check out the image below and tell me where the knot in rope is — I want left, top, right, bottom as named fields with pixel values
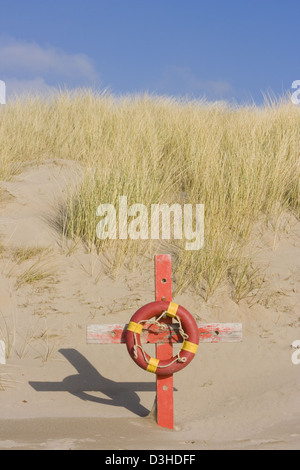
left=131, top=310, right=189, bottom=369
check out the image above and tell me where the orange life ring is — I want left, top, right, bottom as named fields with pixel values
left=125, top=300, right=199, bottom=375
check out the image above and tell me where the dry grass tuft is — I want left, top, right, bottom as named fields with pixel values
left=12, top=246, right=51, bottom=264
left=15, top=257, right=56, bottom=289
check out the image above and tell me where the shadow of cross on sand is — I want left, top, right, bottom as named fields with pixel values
left=29, top=348, right=166, bottom=417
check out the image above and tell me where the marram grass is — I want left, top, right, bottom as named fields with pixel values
left=0, top=90, right=299, bottom=301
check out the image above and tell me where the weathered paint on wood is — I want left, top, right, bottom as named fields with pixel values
left=87, top=322, right=242, bottom=344
left=154, top=254, right=174, bottom=429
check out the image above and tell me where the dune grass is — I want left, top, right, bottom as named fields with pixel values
left=12, top=246, right=50, bottom=264
left=0, top=90, right=299, bottom=301
left=15, top=258, right=55, bottom=289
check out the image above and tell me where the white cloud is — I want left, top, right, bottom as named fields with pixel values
left=0, top=37, right=98, bottom=81
left=0, top=37, right=100, bottom=98
left=6, top=77, right=58, bottom=98
left=157, top=66, right=233, bottom=99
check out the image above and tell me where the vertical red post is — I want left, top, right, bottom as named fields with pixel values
left=155, top=254, right=174, bottom=429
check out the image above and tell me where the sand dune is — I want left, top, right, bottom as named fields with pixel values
left=0, top=161, right=299, bottom=450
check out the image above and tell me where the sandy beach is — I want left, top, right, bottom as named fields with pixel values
left=0, top=160, right=300, bottom=450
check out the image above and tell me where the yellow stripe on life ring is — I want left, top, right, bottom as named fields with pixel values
left=166, top=302, right=179, bottom=318
left=146, top=357, right=159, bottom=373
left=127, top=321, right=143, bottom=334
left=181, top=340, right=198, bottom=354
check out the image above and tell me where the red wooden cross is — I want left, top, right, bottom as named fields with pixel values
left=87, top=254, right=242, bottom=429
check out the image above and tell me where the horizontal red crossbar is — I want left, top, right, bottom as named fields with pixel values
left=87, top=322, right=242, bottom=344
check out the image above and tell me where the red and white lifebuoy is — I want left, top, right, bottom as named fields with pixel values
left=125, top=301, right=199, bottom=375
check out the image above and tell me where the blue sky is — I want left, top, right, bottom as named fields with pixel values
left=0, top=0, right=299, bottom=104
